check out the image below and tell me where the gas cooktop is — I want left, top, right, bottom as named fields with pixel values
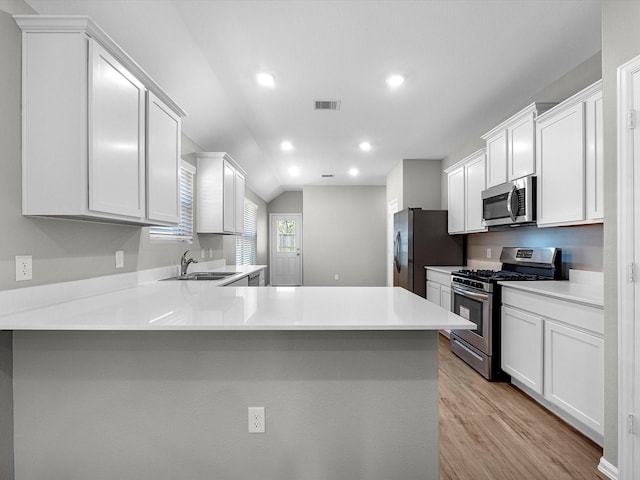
left=453, top=269, right=548, bottom=282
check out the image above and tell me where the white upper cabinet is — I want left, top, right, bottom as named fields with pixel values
left=89, top=41, right=146, bottom=219
left=146, top=92, right=182, bottom=225
left=196, top=152, right=246, bottom=235
left=482, top=103, right=556, bottom=188
left=445, top=149, right=486, bottom=234
left=485, top=130, right=508, bottom=188
left=15, top=15, right=186, bottom=226
left=536, top=81, right=603, bottom=227
left=446, top=166, right=465, bottom=234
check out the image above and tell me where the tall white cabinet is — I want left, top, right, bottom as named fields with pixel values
left=445, top=149, right=486, bottom=234
left=482, top=103, right=556, bottom=188
left=196, top=153, right=246, bottom=235
left=536, top=81, right=603, bottom=227
left=15, top=15, right=186, bottom=226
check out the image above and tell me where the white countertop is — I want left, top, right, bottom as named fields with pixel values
left=498, top=280, right=604, bottom=308
left=0, top=284, right=475, bottom=331
left=424, top=266, right=464, bottom=274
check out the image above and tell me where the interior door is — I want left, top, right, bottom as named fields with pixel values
left=618, top=54, right=640, bottom=480
left=270, top=213, right=302, bottom=286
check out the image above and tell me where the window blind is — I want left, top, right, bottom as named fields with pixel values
left=236, top=199, right=258, bottom=265
left=149, top=162, right=195, bottom=242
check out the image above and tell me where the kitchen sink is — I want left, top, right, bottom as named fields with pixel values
left=163, top=272, right=236, bottom=281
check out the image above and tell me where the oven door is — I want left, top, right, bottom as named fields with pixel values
left=451, top=283, right=492, bottom=355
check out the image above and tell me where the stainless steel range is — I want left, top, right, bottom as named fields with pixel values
left=450, top=247, right=562, bottom=380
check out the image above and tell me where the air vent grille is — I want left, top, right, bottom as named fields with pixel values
left=314, top=100, right=341, bottom=110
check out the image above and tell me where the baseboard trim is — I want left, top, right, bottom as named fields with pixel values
left=598, top=456, right=618, bottom=480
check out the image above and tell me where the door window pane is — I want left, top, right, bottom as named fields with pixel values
left=277, top=220, right=296, bottom=252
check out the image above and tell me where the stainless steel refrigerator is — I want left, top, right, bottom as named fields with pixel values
left=393, top=208, right=464, bottom=297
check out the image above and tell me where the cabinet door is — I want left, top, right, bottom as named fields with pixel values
left=486, top=130, right=508, bottom=188
left=447, top=167, right=465, bottom=234
left=426, top=281, right=441, bottom=305
left=585, top=90, right=603, bottom=222
left=501, top=306, right=543, bottom=394
left=235, top=170, right=245, bottom=234
left=464, top=153, right=487, bottom=232
left=89, top=41, right=145, bottom=218
left=440, top=285, right=452, bottom=312
left=508, top=113, right=536, bottom=180
left=536, top=103, right=586, bottom=226
left=146, top=92, right=180, bottom=224
left=223, top=160, right=236, bottom=233
left=544, top=320, right=603, bottom=435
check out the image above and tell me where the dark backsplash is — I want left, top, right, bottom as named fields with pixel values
left=466, top=224, right=603, bottom=279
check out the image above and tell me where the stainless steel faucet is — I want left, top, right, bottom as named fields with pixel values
left=180, top=250, right=198, bottom=276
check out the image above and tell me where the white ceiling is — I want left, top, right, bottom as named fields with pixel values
left=24, top=0, right=602, bottom=202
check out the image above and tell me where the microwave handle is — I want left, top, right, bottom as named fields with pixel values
left=506, top=186, right=517, bottom=222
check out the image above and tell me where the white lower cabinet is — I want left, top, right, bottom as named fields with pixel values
left=425, top=268, right=453, bottom=310
left=501, top=306, right=543, bottom=394
left=544, top=320, right=604, bottom=434
left=501, top=286, right=603, bottom=443
left=440, top=285, right=452, bottom=312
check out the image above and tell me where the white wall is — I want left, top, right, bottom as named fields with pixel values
left=303, top=186, right=386, bottom=286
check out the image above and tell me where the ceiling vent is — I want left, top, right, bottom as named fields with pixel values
left=314, top=100, right=340, bottom=111
left=321, top=174, right=335, bottom=178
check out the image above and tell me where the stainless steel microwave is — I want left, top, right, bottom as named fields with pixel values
left=481, top=176, right=536, bottom=227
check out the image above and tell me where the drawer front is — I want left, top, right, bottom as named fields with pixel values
left=502, top=288, right=603, bottom=335
left=425, top=269, right=452, bottom=286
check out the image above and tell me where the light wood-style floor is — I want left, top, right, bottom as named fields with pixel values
left=438, top=333, right=608, bottom=480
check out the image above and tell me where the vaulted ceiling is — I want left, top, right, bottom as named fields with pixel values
left=25, top=0, right=602, bottom=202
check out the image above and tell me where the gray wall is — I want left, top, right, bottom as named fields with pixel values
left=13, top=330, right=439, bottom=480
left=268, top=191, right=303, bottom=214
left=303, top=186, right=386, bottom=286
left=0, top=4, right=267, bottom=293
left=602, top=0, right=640, bottom=467
left=386, top=159, right=442, bottom=211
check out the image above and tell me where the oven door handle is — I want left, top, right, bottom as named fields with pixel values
left=452, top=284, right=490, bottom=302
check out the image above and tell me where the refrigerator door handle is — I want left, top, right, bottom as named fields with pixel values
left=394, top=231, right=401, bottom=272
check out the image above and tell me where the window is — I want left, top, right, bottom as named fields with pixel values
left=236, top=199, right=258, bottom=265
left=149, top=160, right=195, bottom=242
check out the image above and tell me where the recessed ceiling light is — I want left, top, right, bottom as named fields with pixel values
left=280, top=141, right=293, bottom=151
left=386, top=74, right=405, bottom=88
left=289, top=166, right=300, bottom=177
left=359, top=141, right=372, bottom=152
left=256, top=72, right=275, bottom=87
left=349, top=168, right=359, bottom=176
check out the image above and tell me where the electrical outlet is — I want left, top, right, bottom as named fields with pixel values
left=115, top=250, right=124, bottom=269
left=200, top=249, right=206, bottom=259
left=248, top=407, right=265, bottom=434
left=208, top=248, right=213, bottom=258
left=15, top=255, right=32, bottom=281
left=334, top=274, right=339, bottom=280
left=486, top=248, right=492, bottom=259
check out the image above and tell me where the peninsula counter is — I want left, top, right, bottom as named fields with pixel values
left=0, top=284, right=473, bottom=480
